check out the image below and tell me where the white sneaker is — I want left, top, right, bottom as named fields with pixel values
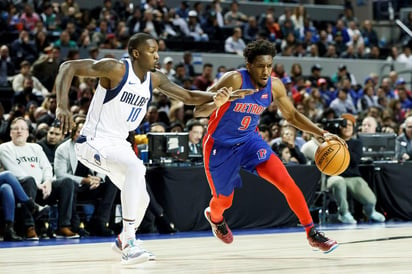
left=338, top=212, right=357, bottom=224
left=121, top=239, right=150, bottom=265
left=112, top=235, right=156, bottom=261
left=369, top=211, right=385, bottom=222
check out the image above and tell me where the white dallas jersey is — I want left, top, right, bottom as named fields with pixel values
left=81, top=58, right=152, bottom=140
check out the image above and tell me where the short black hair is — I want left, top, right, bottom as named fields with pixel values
left=127, top=33, right=155, bottom=59
left=243, top=40, right=276, bottom=64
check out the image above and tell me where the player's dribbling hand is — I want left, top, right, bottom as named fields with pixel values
left=322, top=131, right=347, bottom=148
left=56, top=106, right=73, bottom=135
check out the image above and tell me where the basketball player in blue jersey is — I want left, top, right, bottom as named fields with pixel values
left=54, top=32, right=253, bottom=265
left=195, top=39, right=345, bottom=253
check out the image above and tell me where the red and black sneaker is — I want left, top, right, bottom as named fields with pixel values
left=204, top=207, right=233, bottom=244
left=307, top=227, right=339, bottom=253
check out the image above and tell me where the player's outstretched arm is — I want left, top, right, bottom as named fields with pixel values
left=55, top=58, right=123, bottom=134
left=193, top=71, right=253, bottom=117
left=152, top=71, right=217, bottom=105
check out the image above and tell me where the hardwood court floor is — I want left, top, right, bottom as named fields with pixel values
left=1, top=223, right=411, bottom=274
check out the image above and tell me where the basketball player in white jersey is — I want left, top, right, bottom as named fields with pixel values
left=55, top=32, right=253, bottom=265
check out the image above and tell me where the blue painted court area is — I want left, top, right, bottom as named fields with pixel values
left=1, top=221, right=411, bottom=249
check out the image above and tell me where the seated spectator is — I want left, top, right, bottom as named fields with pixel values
left=186, top=10, right=209, bottom=41
left=223, top=1, right=248, bottom=26
left=0, top=171, right=40, bottom=241
left=271, top=125, right=307, bottom=164
left=31, top=46, right=60, bottom=92
left=12, top=60, right=49, bottom=98
left=272, top=143, right=299, bottom=165
left=36, top=120, right=64, bottom=167
left=160, top=56, right=175, bottom=81
left=14, top=76, right=43, bottom=107
left=36, top=94, right=57, bottom=126
left=258, top=124, right=272, bottom=144
left=169, top=121, right=184, bottom=132
left=359, top=116, right=379, bottom=133
left=243, top=16, right=259, bottom=43
left=329, top=88, right=357, bottom=116
left=0, top=45, right=16, bottom=88
left=271, top=123, right=306, bottom=150
left=193, top=63, right=213, bottom=91
left=396, top=116, right=412, bottom=161
left=0, top=117, right=79, bottom=239
left=224, top=27, right=246, bottom=56
left=327, top=113, right=385, bottom=224
left=54, top=122, right=118, bottom=236
left=10, top=30, right=38, bottom=65
left=357, top=84, right=379, bottom=113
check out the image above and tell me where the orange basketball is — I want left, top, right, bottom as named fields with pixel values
left=315, top=139, right=350, bottom=176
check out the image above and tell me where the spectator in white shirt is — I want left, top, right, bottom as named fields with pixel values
left=224, top=27, right=246, bottom=55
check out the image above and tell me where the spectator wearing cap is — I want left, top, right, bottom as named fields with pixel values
left=329, top=88, right=357, bottom=116
left=318, top=78, right=338, bottom=107
left=12, top=60, right=49, bottom=98
left=186, top=10, right=209, bottom=41
left=397, top=87, right=412, bottom=111
left=395, top=78, right=412, bottom=98
left=331, top=64, right=357, bottom=87
left=160, top=57, right=176, bottom=81
left=308, top=63, right=322, bottom=87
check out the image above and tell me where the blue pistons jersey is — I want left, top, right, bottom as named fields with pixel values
left=203, top=69, right=274, bottom=196
left=207, top=69, right=272, bottom=145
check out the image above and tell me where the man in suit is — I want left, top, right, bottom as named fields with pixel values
left=54, top=121, right=118, bottom=236
left=186, top=119, right=204, bottom=158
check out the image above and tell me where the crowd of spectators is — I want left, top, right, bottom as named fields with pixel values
left=1, top=0, right=412, bottom=238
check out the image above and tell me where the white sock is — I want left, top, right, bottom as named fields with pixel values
left=122, top=220, right=136, bottom=248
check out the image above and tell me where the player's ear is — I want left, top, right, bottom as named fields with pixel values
left=132, top=49, right=139, bottom=59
